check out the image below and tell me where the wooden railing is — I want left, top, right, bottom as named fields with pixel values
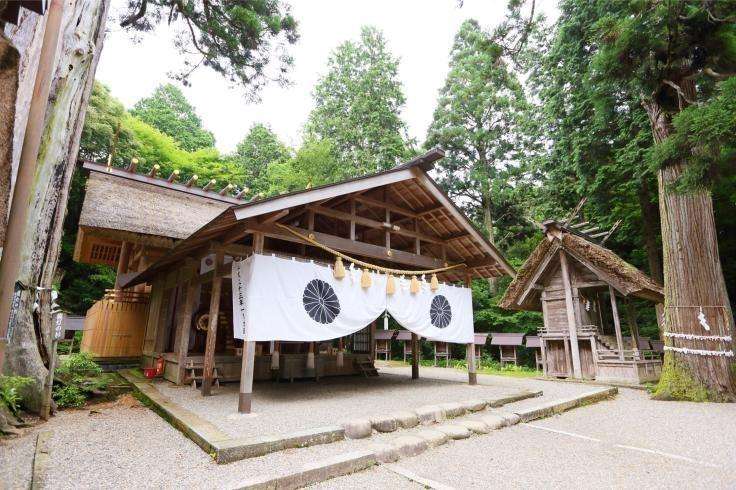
left=539, top=324, right=600, bottom=336
left=596, top=349, right=660, bottom=362
left=80, top=290, right=150, bottom=359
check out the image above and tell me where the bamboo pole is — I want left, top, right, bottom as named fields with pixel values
left=0, top=0, right=65, bottom=368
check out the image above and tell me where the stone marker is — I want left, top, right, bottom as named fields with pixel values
left=461, top=399, right=488, bottom=412
left=415, top=405, right=444, bottom=425
left=343, top=419, right=372, bottom=439
left=370, top=415, right=399, bottom=433
left=438, top=402, right=466, bottom=418
left=456, top=420, right=489, bottom=434
left=413, top=428, right=449, bottom=447
left=392, top=410, right=420, bottom=429
left=435, top=424, right=471, bottom=440
left=479, top=414, right=506, bottom=430
left=390, top=435, right=429, bottom=458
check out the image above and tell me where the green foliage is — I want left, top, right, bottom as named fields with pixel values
left=56, top=352, right=102, bottom=378
left=0, top=376, right=35, bottom=415
left=53, top=353, right=108, bottom=409
left=426, top=19, right=533, bottom=250
left=306, top=26, right=413, bottom=176
left=119, top=1, right=298, bottom=98
left=131, top=84, right=215, bottom=151
left=653, top=355, right=709, bottom=402
left=234, top=123, right=290, bottom=195
left=265, top=137, right=340, bottom=194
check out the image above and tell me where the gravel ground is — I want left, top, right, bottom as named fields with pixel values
left=333, top=387, right=736, bottom=489
left=152, top=368, right=537, bottom=438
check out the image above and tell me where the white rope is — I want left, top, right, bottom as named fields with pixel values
left=664, top=345, right=734, bottom=357
left=664, top=332, right=732, bottom=342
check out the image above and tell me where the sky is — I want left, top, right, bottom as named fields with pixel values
left=96, top=0, right=558, bottom=153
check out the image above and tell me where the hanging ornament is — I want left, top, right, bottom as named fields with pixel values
left=410, top=275, right=421, bottom=294
left=698, top=306, right=711, bottom=331
left=386, top=273, right=396, bottom=295
left=430, top=273, right=439, bottom=292
left=271, top=348, right=280, bottom=370
left=333, top=256, right=346, bottom=279
left=383, top=310, right=389, bottom=330
left=361, top=268, right=372, bottom=288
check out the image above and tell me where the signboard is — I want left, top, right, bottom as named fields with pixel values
left=4, top=282, right=23, bottom=342
left=54, top=312, right=64, bottom=341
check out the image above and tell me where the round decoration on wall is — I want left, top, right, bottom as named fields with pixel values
left=430, top=295, right=452, bottom=328
left=302, top=279, right=341, bottom=324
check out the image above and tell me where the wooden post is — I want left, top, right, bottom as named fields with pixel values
left=609, top=285, right=625, bottom=361
left=626, top=298, right=641, bottom=359
left=559, top=251, right=582, bottom=378
left=349, top=200, right=356, bottom=241
left=201, top=249, right=224, bottom=396
left=465, top=274, right=477, bottom=385
left=563, top=337, right=572, bottom=376
left=114, top=241, right=131, bottom=290
left=238, top=232, right=263, bottom=413
left=370, top=320, right=377, bottom=360
left=175, top=280, right=198, bottom=385
left=411, top=332, right=419, bottom=379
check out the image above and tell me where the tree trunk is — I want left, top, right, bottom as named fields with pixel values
left=2, top=0, right=111, bottom=412
left=482, top=192, right=496, bottom=294
left=637, top=177, right=665, bottom=332
left=643, top=97, right=736, bottom=400
left=0, top=35, right=20, bottom=249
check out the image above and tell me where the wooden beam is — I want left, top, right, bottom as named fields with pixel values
left=114, top=241, right=131, bottom=290
left=609, top=285, right=625, bottom=361
left=353, top=194, right=418, bottom=218
left=559, top=251, right=582, bottom=378
left=238, top=232, right=262, bottom=413
left=175, top=278, right=198, bottom=385
left=349, top=199, right=356, bottom=240
left=259, top=209, right=289, bottom=224
left=201, top=249, right=224, bottom=396
left=248, top=223, right=447, bottom=270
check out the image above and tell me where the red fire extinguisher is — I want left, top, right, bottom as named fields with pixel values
left=155, top=356, right=165, bottom=376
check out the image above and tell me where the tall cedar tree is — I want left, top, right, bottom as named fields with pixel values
left=119, top=0, right=298, bottom=99
left=306, top=26, right=412, bottom=176
left=591, top=1, right=736, bottom=399
left=531, top=1, right=664, bottom=289
left=234, top=123, right=290, bottom=195
left=427, top=20, right=529, bottom=292
left=131, top=84, right=215, bottom=151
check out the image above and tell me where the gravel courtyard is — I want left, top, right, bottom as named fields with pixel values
left=150, top=365, right=589, bottom=438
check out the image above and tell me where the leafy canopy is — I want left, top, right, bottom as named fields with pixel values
left=233, top=123, right=290, bottom=195
left=306, top=26, right=413, bottom=177
left=119, top=0, right=298, bottom=98
left=131, top=84, right=215, bottom=151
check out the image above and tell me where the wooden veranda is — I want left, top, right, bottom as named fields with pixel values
left=122, top=149, right=516, bottom=413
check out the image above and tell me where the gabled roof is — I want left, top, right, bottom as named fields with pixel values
left=123, top=149, right=516, bottom=287
left=500, top=222, right=664, bottom=311
left=490, top=332, right=525, bottom=346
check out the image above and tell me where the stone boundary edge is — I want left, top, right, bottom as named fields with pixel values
left=119, top=370, right=345, bottom=464
left=232, top=386, right=618, bottom=489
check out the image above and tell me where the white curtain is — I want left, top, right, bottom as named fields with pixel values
left=232, top=254, right=474, bottom=344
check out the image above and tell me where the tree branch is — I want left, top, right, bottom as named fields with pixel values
left=120, top=0, right=148, bottom=28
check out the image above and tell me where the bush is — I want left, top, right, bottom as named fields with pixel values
left=53, top=353, right=108, bottom=408
left=0, top=376, right=35, bottom=415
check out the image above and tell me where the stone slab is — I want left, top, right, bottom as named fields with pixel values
left=390, top=435, right=429, bottom=458
left=435, top=424, right=471, bottom=440
left=392, top=410, right=420, bottom=429
left=343, top=418, right=372, bottom=439
left=413, top=428, right=449, bottom=448
left=456, top=420, right=489, bottom=434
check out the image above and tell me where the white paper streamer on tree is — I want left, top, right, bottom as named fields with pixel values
left=664, top=345, right=734, bottom=357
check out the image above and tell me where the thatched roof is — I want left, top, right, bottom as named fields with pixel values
left=79, top=170, right=231, bottom=240
left=500, top=224, right=663, bottom=311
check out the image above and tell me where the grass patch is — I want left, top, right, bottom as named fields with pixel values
left=402, top=357, right=540, bottom=378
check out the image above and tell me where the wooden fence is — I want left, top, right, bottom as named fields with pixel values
left=80, top=290, right=150, bottom=359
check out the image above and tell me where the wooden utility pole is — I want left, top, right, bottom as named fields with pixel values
left=201, top=249, right=224, bottom=396
left=0, top=0, right=64, bottom=370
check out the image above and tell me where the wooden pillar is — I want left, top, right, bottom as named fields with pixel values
left=175, top=280, right=198, bottom=385
left=411, top=332, right=419, bottom=379
left=626, top=298, right=641, bottom=359
left=370, top=320, right=377, bottom=360
left=563, top=336, right=572, bottom=376
left=609, top=285, right=625, bottom=361
left=559, top=251, right=582, bottom=378
left=540, top=339, right=548, bottom=374
left=201, top=249, right=225, bottom=396
left=465, top=274, right=477, bottom=385
left=467, top=342, right=477, bottom=385
left=114, top=241, right=131, bottom=290
left=239, top=232, right=263, bottom=413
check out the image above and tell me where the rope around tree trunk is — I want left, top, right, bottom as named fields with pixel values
left=274, top=223, right=466, bottom=276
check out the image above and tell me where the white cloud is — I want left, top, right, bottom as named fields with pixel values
left=96, top=0, right=557, bottom=153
